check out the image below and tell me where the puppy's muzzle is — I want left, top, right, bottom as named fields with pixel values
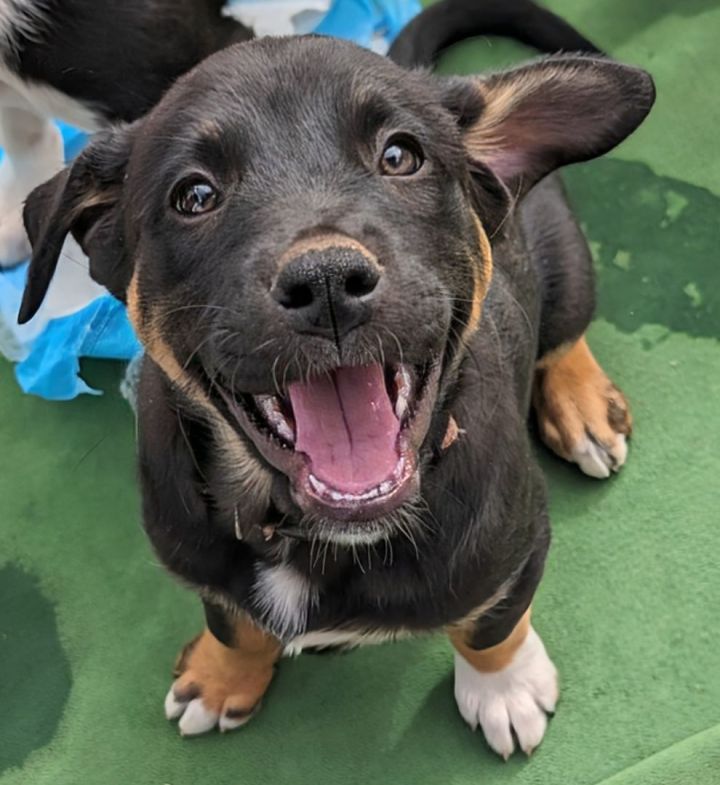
left=271, top=246, right=381, bottom=339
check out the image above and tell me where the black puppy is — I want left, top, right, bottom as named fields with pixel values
left=18, top=1, right=654, bottom=759
left=0, top=0, right=251, bottom=265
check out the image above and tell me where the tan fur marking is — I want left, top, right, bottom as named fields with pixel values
left=127, top=272, right=273, bottom=505
left=446, top=578, right=515, bottom=632
left=533, top=335, right=632, bottom=462
left=172, top=617, right=282, bottom=717
left=278, top=232, right=380, bottom=270
left=461, top=216, right=493, bottom=344
left=441, top=415, right=461, bottom=450
left=449, top=609, right=531, bottom=673
left=465, top=64, right=588, bottom=159
left=128, top=274, right=205, bottom=395
left=535, top=340, right=573, bottom=371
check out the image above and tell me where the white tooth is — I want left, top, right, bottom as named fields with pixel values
left=379, top=481, right=392, bottom=495
left=309, top=475, right=328, bottom=495
left=272, top=414, right=296, bottom=444
left=395, top=392, right=408, bottom=420
left=330, top=490, right=344, bottom=502
left=393, top=366, right=413, bottom=420
left=255, top=395, right=295, bottom=444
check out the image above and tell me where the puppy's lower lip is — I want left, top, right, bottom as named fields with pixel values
left=306, top=454, right=409, bottom=504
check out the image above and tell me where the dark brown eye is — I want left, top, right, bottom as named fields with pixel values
left=379, top=136, right=424, bottom=176
left=172, top=177, right=219, bottom=216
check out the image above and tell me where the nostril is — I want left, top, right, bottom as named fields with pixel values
left=279, top=282, right=314, bottom=310
left=345, top=270, right=379, bottom=299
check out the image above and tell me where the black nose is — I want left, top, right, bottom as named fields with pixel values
left=271, top=247, right=381, bottom=338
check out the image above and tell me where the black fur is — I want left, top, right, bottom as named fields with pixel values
left=6, top=0, right=252, bottom=123
left=388, top=0, right=603, bottom=68
left=19, top=6, right=654, bottom=652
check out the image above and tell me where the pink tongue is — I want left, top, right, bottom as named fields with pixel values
left=289, top=364, right=400, bottom=494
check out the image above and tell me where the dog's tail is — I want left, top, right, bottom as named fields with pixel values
left=388, top=0, right=602, bottom=68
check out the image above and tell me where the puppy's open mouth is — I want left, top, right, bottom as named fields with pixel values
left=220, top=362, right=440, bottom=521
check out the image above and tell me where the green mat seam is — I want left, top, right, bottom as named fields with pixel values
left=592, top=724, right=720, bottom=785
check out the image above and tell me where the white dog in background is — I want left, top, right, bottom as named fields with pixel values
left=0, top=0, right=253, bottom=268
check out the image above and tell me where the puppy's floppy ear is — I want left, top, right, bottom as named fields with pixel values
left=18, top=123, right=138, bottom=324
left=441, top=56, right=655, bottom=199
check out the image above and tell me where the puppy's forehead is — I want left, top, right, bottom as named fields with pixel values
left=147, top=36, right=434, bottom=138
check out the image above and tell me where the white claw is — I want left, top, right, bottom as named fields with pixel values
left=219, top=711, right=254, bottom=733
left=178, top=698, right=219, bottom=736
left=164, top=687, right=188, bottom=720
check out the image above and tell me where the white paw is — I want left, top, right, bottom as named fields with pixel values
left=572, top=432, right=627, bottom=479
left=164, top=681, right=257, bottom=736
left=454, top=627, right=558, bottom=759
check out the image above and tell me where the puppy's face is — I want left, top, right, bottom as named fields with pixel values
left=125, top=40, right=490, bottom=526
left=21, top=38, right=654, bottom=538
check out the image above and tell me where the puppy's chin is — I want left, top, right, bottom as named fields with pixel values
left=298, top=507, right=421, bottom=546
left=212, top=360, right=441, bottom=532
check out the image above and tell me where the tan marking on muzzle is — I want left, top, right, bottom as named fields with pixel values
left=278, top=232, right=380, bottom=272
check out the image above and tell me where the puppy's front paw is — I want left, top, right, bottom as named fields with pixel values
left=454, top=627, right=558, bottom=759
left=164, top=628, right=277, bottom=736
left=534, top=337, right=632, bottom=478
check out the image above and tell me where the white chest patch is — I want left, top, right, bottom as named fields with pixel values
left=284, top=626, right=413, bottom=656
left=252, top=563, right=318, bottom=641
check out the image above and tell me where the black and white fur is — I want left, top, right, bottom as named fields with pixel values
left=0, top=0, right=251, bottom=266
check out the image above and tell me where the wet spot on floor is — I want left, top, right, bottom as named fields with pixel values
left=564, top=159, right=719, bottom=341
left=0, top=564, right=71, bottom=774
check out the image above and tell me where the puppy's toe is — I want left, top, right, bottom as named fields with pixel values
left=572, top=432, right=627, bottom=479
left=219, top=701, right=261, bottom=733
left=534, top=338, right=632, bottom=479
left=164, top=685, right=191, bottom=720
left=454, top=628, right=558, bottom=760
left=164, top=628, right=278, bottom=738
left=178, top=697, right=220, bottom=736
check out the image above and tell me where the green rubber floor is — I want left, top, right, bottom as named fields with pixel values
left=1, top=2, right=718, bottom=783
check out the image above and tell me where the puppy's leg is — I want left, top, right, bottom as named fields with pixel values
left=524, top=175, right=631, bottom=477
left=0, top=96, right=63, bottom=266
left=449, top=609, right=558, bottom=759
left=165, top=604, right=282, bottom=736
left=534, top=336, right=632, bottom=478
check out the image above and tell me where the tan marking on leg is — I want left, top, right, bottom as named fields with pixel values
left=449, top=609, right=531, bottom=673
left=533, top=335, right=632, bottom=477
left=278, top=232, right=380, bottom=271
left=446, top=578, right=515, bottom=632
left=172, top=616, right=282, bottom=721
